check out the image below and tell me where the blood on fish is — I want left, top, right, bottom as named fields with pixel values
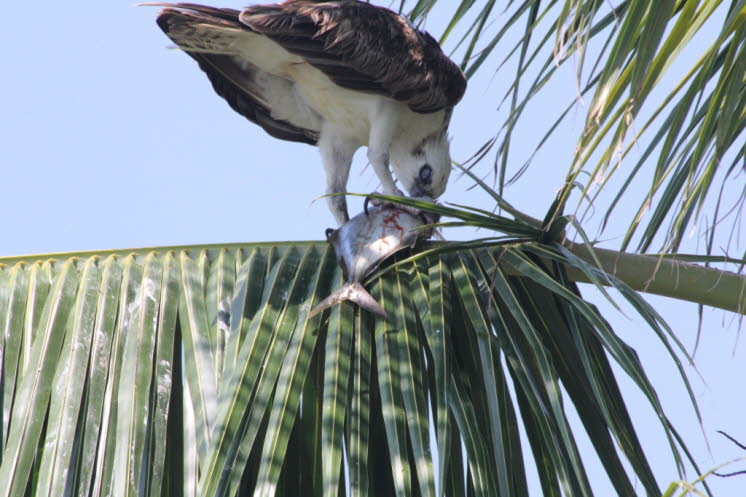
left=382, top=210, right=405, bottom=240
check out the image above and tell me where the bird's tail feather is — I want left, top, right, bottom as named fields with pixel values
left=309, top=282, right=387, bottom=320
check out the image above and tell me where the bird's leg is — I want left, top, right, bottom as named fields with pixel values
left=367, top=148, right=402, bottom=198
left=366, top=106, right=405, bottom=209
left=319, top=129, right=358, bottom=226
left=367, top=103, right=403, bottom=198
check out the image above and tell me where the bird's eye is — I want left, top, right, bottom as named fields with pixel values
left=419, top=164, right=432, bottom=183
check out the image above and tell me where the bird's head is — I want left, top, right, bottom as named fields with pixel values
left=391, top=130, right=451, bottom=200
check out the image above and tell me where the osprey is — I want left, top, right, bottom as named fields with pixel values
left=152, top=1, right=467, bottom=225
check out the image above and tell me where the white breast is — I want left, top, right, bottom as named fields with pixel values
left=287, top=64, right=378, bottom=143
left=236, top=32, right=444, bottom=146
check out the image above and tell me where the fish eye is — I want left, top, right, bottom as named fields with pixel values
left=419, top=164, right=432, bottom=183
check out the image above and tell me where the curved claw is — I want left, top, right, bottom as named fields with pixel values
left=363, top=196, right=372, bottom=216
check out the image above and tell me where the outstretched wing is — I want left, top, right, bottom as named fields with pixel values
left=240, top=1, right=467, bottom=114
left=155, top=4, right=320, bottom=145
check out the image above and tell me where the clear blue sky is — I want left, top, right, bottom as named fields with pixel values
left=1, top=1, right=743, bottom=495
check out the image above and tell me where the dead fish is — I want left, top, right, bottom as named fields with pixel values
left=310, top=204, right=433, bottom=319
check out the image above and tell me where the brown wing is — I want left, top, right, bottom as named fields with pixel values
left=239, top=1, right=467, bottom=114
left=156, top=4, right=319, bottom=145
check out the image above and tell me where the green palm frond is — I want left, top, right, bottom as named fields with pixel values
left=402, top=0, right=745, bottom=255
left=0, top=238, right=722, bottom=496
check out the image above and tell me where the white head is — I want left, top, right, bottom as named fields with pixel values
left=390, top=130, right=451, bottom=199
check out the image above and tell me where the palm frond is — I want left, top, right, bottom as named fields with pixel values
left=403, top=0, right=745, bottom=255
left=0, top=239, right=715, bottom=496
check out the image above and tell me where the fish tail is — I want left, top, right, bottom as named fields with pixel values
left=309, top=282, right=387, bottom=320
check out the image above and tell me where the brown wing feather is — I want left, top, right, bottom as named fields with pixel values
left=156, top=5, right=319, bottom=145
left=240, top=0, right=467, bottom=114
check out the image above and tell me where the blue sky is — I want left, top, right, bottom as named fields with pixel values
left=1, top=1, right=744, bottom=495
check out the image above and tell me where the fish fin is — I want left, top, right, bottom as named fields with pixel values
left=346, top=282, right=388, bottom=320
left=309, top=282, right=388, bottom=320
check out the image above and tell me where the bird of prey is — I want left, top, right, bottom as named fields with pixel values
left=151, top=1, right=467, bottom=225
